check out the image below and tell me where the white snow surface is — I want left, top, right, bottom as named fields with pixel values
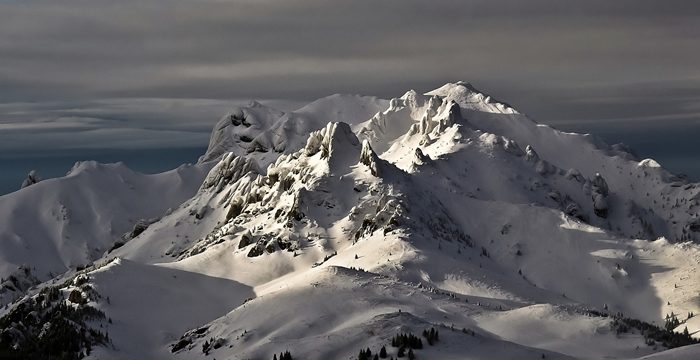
left=0, top=161, right=212, bottom=304
left=2, top=82, right=699, bottom=359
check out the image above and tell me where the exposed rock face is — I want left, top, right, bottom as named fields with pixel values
left=359, top=140, right=380, bottom=176
left=592, top=173, right=610, bottom=196
left=20, top=170, right=40, bottom=189
left=593, top=193, right=609, bottom=218
left=591, top=173, right=610, bottom=218
left=305, top=122, right=361, bottom=172
left=199, top=103, right=284, bottom=163
left=413, top=147, right=429, bottom=166
left=201, top=153, right=258, bottom=193
left=687, top=219, right=700, bottom=233
left=130, top=219, right=154, bottom=239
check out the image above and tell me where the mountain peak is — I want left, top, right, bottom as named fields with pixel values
left=4, top=83, right=700, bottom=360
left=306, top=122, right=361, bottom=173
left=427, top=82, right=519, bottom=114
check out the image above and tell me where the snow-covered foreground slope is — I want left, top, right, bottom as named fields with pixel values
left=0, top=161, right=212, bottom=305
left=87, top=258, right=254, bottom=359
left=1, top=82, right=699, bottom=359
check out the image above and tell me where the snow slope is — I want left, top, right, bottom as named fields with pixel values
left=88, top=258, right=254, bottom=359
left=1, top=82, right=699, bottom=360
left=0, top=161, right=212, bottom=305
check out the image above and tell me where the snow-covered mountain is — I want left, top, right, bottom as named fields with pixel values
left=0, top=161, right=212, bottom=305
left=1, top=82, right=699, bottom=360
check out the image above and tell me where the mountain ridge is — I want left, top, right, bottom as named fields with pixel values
left=1, top=82, right=699, bottom=360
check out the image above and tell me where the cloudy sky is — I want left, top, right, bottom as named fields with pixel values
left=1, top=0, right=699, bottom=176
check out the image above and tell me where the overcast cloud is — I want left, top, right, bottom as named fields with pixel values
left=0, top=0, right=699, bottom=175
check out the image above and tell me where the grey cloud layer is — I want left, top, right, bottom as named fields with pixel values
left=3, top=0, right=699, bottom=98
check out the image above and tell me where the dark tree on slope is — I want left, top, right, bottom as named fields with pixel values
left=274, top=350, right=292, bottom=360
left=408, top=348, right=416, bottom=360
left=609, top=313, right=699, bottom=349
left=0, top=286, right=109, bottom=360
left=665, top=313, right=681, bottom=332
left=358, top=348, right=373, bottom=360
left=391, top=332, right=423, bottom=349
left=422, top=327, right=439, bottom=345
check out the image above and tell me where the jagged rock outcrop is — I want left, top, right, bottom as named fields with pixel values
left=591, top=173, right=610, bottom=218
left=359, top=140, right=380, bottom=176
left=525, top=145, right=539, bottom=163
left=201, top=153, right=258, bottom=193
left=200, top=103, right=284, bottom=163
left=20, top=170, right=40, bottom=189
left=413, top=147, right=429, bottom=166
left=306, top=122, right=361, bottom=173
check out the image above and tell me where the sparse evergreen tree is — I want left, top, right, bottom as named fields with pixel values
left=358, top=349, right=367, bottom=360
left=391, top=332, right=423, bottom=349
left=408, top=348, right=415, bottom=360
left=379, top=345, right=387, bottom=358
left=423, top=327, right=439, bottom=345
left=665, top=313, right=681, bottom=332
left=358, top=348, right=374, bottom=360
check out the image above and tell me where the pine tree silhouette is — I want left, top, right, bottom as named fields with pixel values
left=379, top=345, right=388, bottom=358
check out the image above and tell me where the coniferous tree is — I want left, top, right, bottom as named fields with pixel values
left=424, top=327, right=439, bottom=345
left=379, top=345, right=388, bottom=358
left=391, top=332, right=423, bottom=349
left=408, top=348, right=415, bottom=360
left=358, top=349, right=367, bottom=360
left=665, top=313, right=681, bottom=332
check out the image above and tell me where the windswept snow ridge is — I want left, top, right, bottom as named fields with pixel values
left=1, top=82, right=699, bottom=359
left=0, top=162, right=212, bottom=305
